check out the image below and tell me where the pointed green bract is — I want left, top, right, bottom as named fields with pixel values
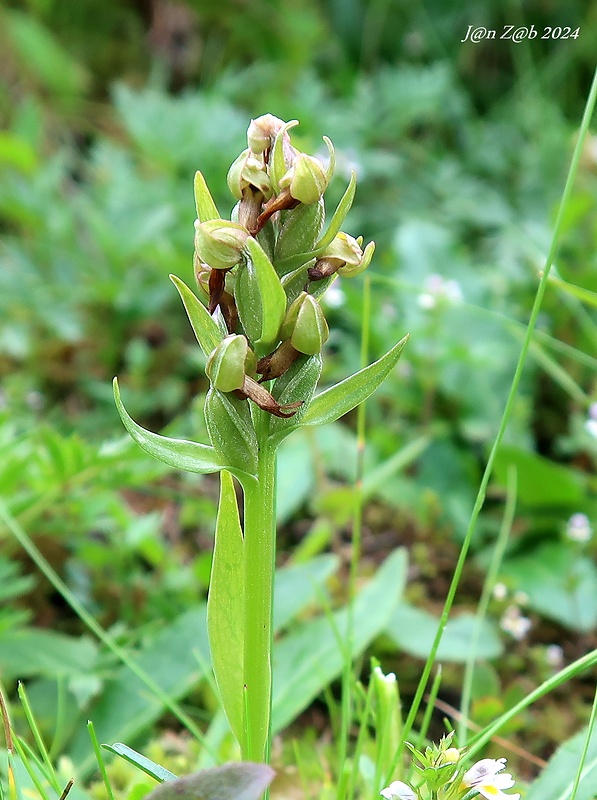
left=193, top=170, right=220, bottom=223
left=313, top=170, right=357, bottom=251
left=276, top=172, right=357, bottom=273
left=205, top=389, right=258, bottom=475
left=113, top=378, right=224, bottom=473
left=207, top=471, right=246, bottom=749
left=245, top=237, right=286, bottom=349
left=170, top=274, right=223, bottom=356
left=301, top=335, right=410, bottom=427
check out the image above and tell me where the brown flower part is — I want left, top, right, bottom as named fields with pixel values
left=249, top=188, right=300, bottom=236
left=234, top=375, right=302, bottom=418
left=256, top=339, right=301, bottom=381
left=307, top=257, right=345, bottom=281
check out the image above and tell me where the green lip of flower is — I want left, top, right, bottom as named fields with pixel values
left=194, top=219, right=249, bottom=270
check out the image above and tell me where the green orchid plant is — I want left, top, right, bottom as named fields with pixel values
left=113, top=114, right=408, bottom=765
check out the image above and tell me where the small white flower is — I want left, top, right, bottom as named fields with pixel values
left=545, top=644, right=564, bottom=667
left=380, top=780, right=417, bottom=800
left=492, top=582, right=508, bottom=601
left=585, top=419, right=597, bottom=439
left=589, top=402, right=597, bottom=420
left=566, top=512, right=592, bottom=543
left=373, top=665, right=397, bottom=684
left=462, top=758, right=520, bottom=800
left=417, top=274, right=463, bottom=311
left=500, top=605, right=531, bottom=641
left=322, top=283, right=345, bottom=309
left=417, top=292, right=436, bottom=310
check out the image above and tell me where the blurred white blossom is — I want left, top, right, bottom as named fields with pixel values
left=492, top=582, right=508, bottom=601
left=500, top=604, right=531, bottom=640
left=545, top=644, right=564, bottom=668
left=566, top=512, right=593, bottom=543
left=417, top=274, right=463, bottom=310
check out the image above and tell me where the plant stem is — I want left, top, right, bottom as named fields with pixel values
left=242, top=410, right=277, bottom=763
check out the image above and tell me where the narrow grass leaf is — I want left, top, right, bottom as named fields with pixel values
left=207, top=471, right=246, bottom=749
left=301, top=336, right=409, bottom=427
left=101, top=743, right=177, bottom=782
left=114, top=378, right=225, bottom=474
left=170, top=275, right=223, bottom=356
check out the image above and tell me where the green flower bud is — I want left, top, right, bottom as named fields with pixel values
left=279, top=153, right=329, bottom=205
left=247, top=114, right=286, bottom=154
left=194, top=219, right=248, bottom=270
left=205, top=334, right=255, bottom=392
left=280, top=292, right=329, bottom=355
left=227, top=148, right=272, bottom=201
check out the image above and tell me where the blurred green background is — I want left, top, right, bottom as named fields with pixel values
left=1, top=0, right=597, bottom=778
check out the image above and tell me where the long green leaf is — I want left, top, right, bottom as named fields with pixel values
left=194, top=171, right=220, bottom=223
left=246, top=237, right=286, bottom=349
left=169, top=275, right=223, bottom=356
left=113, top=378, right=224, bottom=473
left=207, top=471, right=246, bottom=748
left=547, top=273, right=597, bottom=308
left=301, top=335, right=409, bottom=427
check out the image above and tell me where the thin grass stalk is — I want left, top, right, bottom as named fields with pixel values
left=87, top=722, right=116, bottom=800
left=458, top=464, right=518, bottom=744
left=568, top=683, right=597, bottom=800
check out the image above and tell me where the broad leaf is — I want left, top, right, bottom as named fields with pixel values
left=246, top=237, right=286, bottom=349
left=301, top=335, right=409, bottom=427
left=170, top=274, right=223, bottom=357
left=493, top=445, right=586, bottom=507
left=526, top=725, right=597, bottom=800
left=145, top=763, right=275, bottom=800
left=500, top=542, right=597, bottom=632
left=272, top=548, right=407, bottom=733
left=194, top=170, right=220, bottom=223
left=207, top=471, right=246, bottom=748
left=114, top=378, right=224, bottom=474
left=385, top=603, right=503, bottom=662
left=68, top=605, right=210, bottom=777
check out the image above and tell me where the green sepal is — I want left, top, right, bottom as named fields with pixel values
left=205, top=388, right=258, bottom=475
left=269, top=354, right=323, bottom=439
left=206, top=335, right=251, bottom=392
left=270, top=119, right=298, bottom=193
left=194, top=171, right=220, bottom=223
left=301, top=335, right=409, bottom=427
left=113, top=378, right=224, bottom=473
left=275, top=172, right=357, bottom=274
left=170, top=274, right=223, bottom=357
left=274, top=199, right=325, bottom=271
left=207, top=470, right=246, bottom=748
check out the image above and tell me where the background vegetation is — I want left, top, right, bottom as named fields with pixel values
left=1, top=0, right=597, bottom=794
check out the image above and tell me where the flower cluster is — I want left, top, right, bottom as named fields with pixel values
left=380, top=739, right=520, bottom=800
left=192, top=114, right=374, bottom=420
